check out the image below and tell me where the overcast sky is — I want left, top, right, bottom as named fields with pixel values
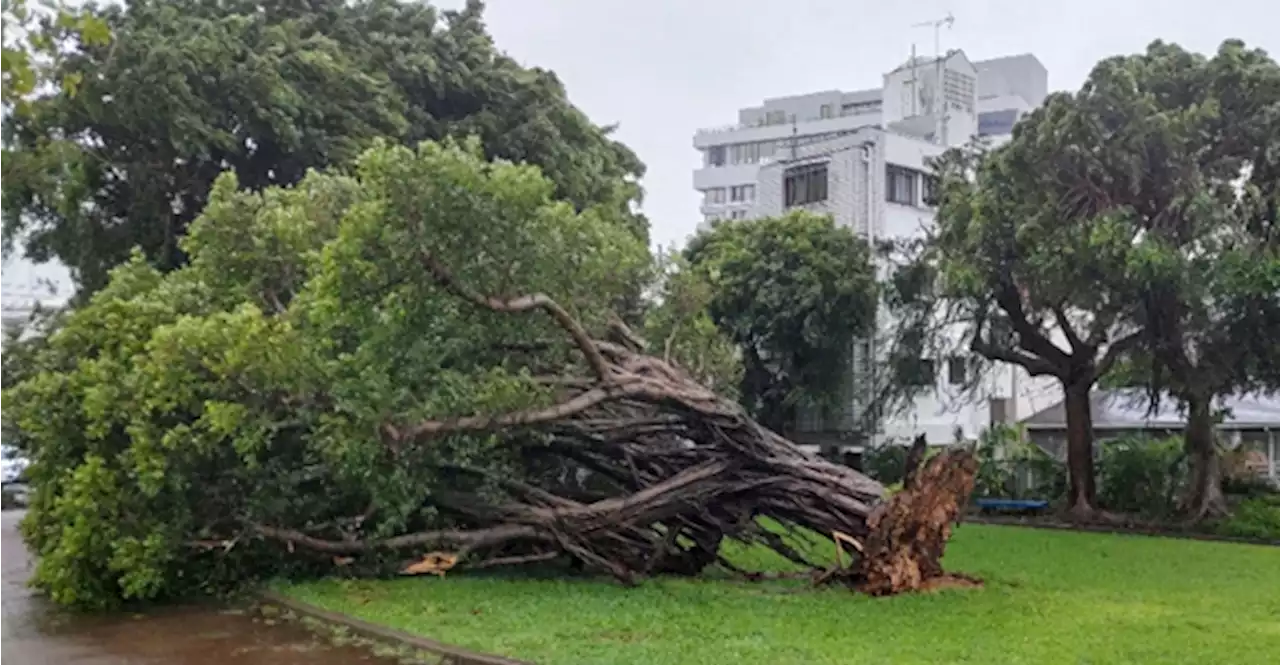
left=3, top=0, right=1276, bottom=300
left=466, top=0, right=1275, bottom=249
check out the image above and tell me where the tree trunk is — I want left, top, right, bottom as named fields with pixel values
left=1063, top=381, right=1098, bottom=520
left=1181, top=395, right=1229, bottom=521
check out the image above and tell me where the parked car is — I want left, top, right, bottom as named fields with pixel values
left=2, top=443, right=30, bottom=485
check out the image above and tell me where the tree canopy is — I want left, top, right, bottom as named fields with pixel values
left=6, top=139, right=648, bottom=607
left=683, top=212, right=878, bottom=434
left=898, top=135, right=1143, bottom=515
left=2, top=0, right=647, bottom=293
left=1099, top=40, right=1280, bottom=517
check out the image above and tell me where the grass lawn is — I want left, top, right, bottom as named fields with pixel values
left=276, top=524, right=1280, bottom=665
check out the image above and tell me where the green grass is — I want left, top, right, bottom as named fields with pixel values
left=277, top=524, right=1280, bottom=665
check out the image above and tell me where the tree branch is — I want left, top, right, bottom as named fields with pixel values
left=1051, top=304, right=1088, bottom=354
left=418, top=250, right=612, bottom=380
left=1094, top=330, right=1143, bottom=381
left=994, top=285, right=1070, bottom=366
left=971, top=336, right=1062, bottom=378
left=251, top=523, right=542, bottom=555
left=402, top=378, right=647, bottom=442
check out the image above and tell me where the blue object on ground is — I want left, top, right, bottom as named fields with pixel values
left=975, top=498, right=1050, bottom=512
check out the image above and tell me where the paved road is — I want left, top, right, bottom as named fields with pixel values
left=2, top=510, right=396, bottom=665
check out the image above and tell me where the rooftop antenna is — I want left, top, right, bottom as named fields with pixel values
left=911, top=12, right=955, bottom=141
left=911, top=12, right=954, bottom=64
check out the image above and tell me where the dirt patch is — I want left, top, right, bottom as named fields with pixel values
left=916, top=573, right=984, bottom=593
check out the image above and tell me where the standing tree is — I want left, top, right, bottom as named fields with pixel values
left=920, top=39, right=1280, bottom=520
left=3, top=0, right=646, bottom=294
left=683, top=212, right=879, bottom=435
left=1103, top=41, right=1280, bottom=519
left=919, top=112, right=1150, bottom=519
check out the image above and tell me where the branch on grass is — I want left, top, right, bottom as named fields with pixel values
left=251, top=522, right=543, bottom=555
left=464, top=551, right=560, bottom=570
left=419, top=249, right=612, bottom=380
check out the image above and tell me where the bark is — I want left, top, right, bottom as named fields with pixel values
left=1063, top=381, right=1098, bottom=520
left=1180, top=396, right=1229, bottom=521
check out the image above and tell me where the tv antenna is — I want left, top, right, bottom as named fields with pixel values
left=910, top=12, right=955, bottom=141
left=911, top=12, right=954, bottom=62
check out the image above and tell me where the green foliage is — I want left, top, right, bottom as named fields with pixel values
left=4, top=139, right=648, bottom=609
left=641, top=248, right=742, bottom=397
left=3, top=0, right=646, bottom=293
left=861, top=444, right=907, bottom=485
left=2, top=0, right=111, bottom=108
left=1096, top=436, right=1186, bottom=517
left=971, top=425, right=1066, bottom=501
left=1216, top=495, right=1280, bottom=540
left=683, top=212, right=878, bottom=432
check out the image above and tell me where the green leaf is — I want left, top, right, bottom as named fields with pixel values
left=61, top=71, right=81, bottom=97
left=76, top=14, right=110, bottom=46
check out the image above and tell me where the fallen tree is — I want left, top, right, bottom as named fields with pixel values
left=5, top=141, right=977, bottom=609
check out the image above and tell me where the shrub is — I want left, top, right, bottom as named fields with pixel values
left=1216, top=495, right=1280, bottom=540
left=1096, top=436, right=1185, bottom=517
left=972, top=424, right=1065, bottom=501
left=862, top=444, right=908, bottom=486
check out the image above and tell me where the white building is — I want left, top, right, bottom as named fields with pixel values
left=690, top=50, right=1057, bottom=448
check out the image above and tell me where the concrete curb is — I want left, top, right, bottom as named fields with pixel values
left=258, top=590, right=535, bottom=665
left=966, top=516, right=1280, bottom=547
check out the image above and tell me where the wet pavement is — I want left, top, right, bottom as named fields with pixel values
left=2, top=510, right=399, bottom=665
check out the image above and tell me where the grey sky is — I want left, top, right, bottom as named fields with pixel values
left=465, top=0, right=1274, bottom=249
left=3, top=0, right=1276, bottom=299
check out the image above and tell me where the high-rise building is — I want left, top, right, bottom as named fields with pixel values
left=690, top=51, right=1057, bottom=449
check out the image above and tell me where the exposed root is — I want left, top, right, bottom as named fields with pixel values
left=853, top=449, right=980, bottom=596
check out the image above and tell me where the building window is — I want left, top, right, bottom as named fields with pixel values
left=765, top=110, right=787, bottom=125
left=704, top=188, right=726, bottom=205
left=977, top=109, right=1020, bottom=137
left=730, top=209, right=747, bottom=220
left=819, top=104, right=834, bottom=119
left=886, top=165, right=916, bottom=205
left=730, top=142, right=762, bottom=165
left=730, top=184, right=755, bottom=203
left=904, top=358, right=936, bottom=387
left=784, top=163, right=829, bottom=208
left=922, top=174, right=940, bottom=206
left=706, top=145, right=726, bottom=167
left=947, top=355, right=968, bottom=386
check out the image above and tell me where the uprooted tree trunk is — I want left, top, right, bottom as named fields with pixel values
left=247, top=252, right=980, bottom=595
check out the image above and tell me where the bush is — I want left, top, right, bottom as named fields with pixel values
left=972, top=425, right=1065, bottom=501
left=1216, top=495, right=1280, bottom=540
left=1096, top=436, right=1186, bottom=516
left=861, top=444, right=908, bottom=485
